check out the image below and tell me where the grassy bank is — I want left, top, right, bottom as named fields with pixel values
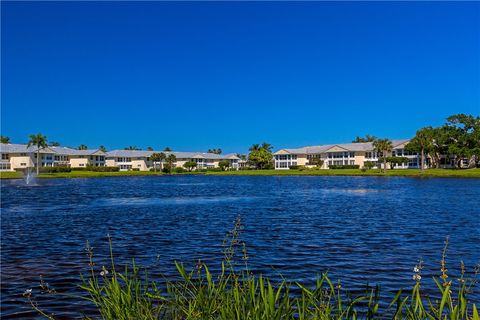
left=2, top=168, right=480, bottom=180
left=209, top=168, right=480, bottom=178
left=25, top=221, right=479, bottom=320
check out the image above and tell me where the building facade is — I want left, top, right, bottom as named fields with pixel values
left=0, top=144, right=105, bottom=171
left=273, top=139, right=422, bottom=170
left=105, top=150, right=240, bottom=171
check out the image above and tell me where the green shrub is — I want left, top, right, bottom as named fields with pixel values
left=131, top=168, right=140, bottom=171
left=206, top=167, right=222, bottom=172
left=328, top=164, right=360, bottom=169
left=174, top=167, right=186, bottom=173
left=289, top=165, right=300, bottom=170
left=40, top=166, right=72, bottom=173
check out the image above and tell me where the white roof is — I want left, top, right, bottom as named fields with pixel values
left=274, top=139, right=411, bottom=155
left=105, top=149, right=239, bottom=160
left=0, top=143, right=55, bottom=154
left=0, top=143, right=104, bottom=156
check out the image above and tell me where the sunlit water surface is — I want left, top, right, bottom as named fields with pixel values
left=1, top=175, right=479, bottom=318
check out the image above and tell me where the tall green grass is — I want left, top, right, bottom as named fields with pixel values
left=27, top=218, right=479, bottom=319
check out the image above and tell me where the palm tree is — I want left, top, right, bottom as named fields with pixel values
left=27, top=133, right=48, bottom=175
left=150, top=152, right=161, bottom=172
left=49, top=141, right=60, bottom=146
left=99, top=145, right=107, bottom=153
left=78, top=144, right=88, bottom=150
left=1, top=136, right=10, bottom=143
left=147, top=147, right=153, bottom=151
left=261, top=142, right=273, bottom=153
left=406, top=127, right=434, bottom=172
left=124, top=146, right=140, bottom=150
left=249, top=144, right=260, bottom=152
left=164, top=147, right=172, bottom=151
left=373, top=138, right=393, bottom=173
left=166, top=154, right=177, bottom=173
left=158, top=152, right=167, bottom=170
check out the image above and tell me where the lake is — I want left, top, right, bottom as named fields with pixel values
left=1, top=175, right=479, bottom=318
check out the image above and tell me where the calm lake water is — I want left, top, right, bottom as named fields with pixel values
left=1, top=175, right=479, bottom=318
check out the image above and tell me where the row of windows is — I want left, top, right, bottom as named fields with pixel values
left=0, top=163, right=11, bottom=170
left=329, top=160, right=355, bottom=166
left=275, top=161, right=297, bottom=168
left=275, top=155, right=297, bottom=160
left=327, top=152, right=355, bottom=159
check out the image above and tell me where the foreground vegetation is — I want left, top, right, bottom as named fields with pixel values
left=25, top=220, right=479, bottom=320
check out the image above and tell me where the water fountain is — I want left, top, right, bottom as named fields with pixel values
left=24, top=167, right=36, bottom=185
left=24, top=151, right=37, bottom=185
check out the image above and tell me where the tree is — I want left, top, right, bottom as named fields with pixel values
left=163, top=154, right=177, bottom=173
left=352, top=135, right=377, bottom=143
left=236, top=153, right=247, bottom=161
left=0, top=136, right=10, bottom=143
left=183, top=161, right=197, bottom=172
left=363, top=161, right=376, bottom=170
left=444, top=114, right=480, bottom=168
left=208, top=148, right=222, bottom=154
left=384, top=156, right=410, bottom=169
left=164, top=147, right=172, bottom=151
left=218, top=159, right=230, bottom=171
left=49, top=141, right=60, bottom=146
left=99, top=145, right=107, bottom=153
left=308, top=157, right=324, bottom=168
left=373, top=138, right=393, bottom=172
left=158, top=152, right=167, bottom=170
left=27, top=133, right=48, bottom=175
left=405, top=127, right=434, bottom=171
left=124, top=146, right=141, bottom=150
left=150, top=153, right=163, bottom=172
left=78, top=144, right=88, bottom=150
left=248, top=143, right=273, bottom=169
left=147, top=147, right=153, bottom=151
left=261, top=142, right=273, bottom=153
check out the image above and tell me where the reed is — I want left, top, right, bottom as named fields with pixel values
left=27, top=219, right=479, bottom=319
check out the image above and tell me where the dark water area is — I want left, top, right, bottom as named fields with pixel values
left=1, top=175, right=479, bottom=318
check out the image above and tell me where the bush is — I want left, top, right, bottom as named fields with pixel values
left=328, top=165, right=360, bottom=169
left=87, top=166, right=120, bottom=172
left=206, top=167, right=223, bottom=172
left=40, top=166, right=72, bottom=173
left=363, top=161, right=376, bottom=170
left=174, top=167, right=186, bottom=173
left=131, top=168, right=140, bottom=171
left=162, top=164, right=172, bottom=174
left=289, top=165, right=299, bottom=170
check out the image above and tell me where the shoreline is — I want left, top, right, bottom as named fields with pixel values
left=1, top=168, right=480, bottom=179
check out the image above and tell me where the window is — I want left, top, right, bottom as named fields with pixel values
left=79, top=164, right=85, bottom=167
left=1, top=154, right=9, bottom=160
left=350, top=160, right=355, bottom=165
left=21, top=163, right=26, bottom=166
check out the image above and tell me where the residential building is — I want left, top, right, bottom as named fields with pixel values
left=273, top=139, right=422, bottom=170
left=0, top=143, right=105, bottom=171
left=105, top=150, right=240, bottom=171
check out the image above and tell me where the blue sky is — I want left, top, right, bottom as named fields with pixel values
left=2, top=2, right=479, bottom=153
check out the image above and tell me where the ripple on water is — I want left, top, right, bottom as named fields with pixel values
left=1, top=175, right=479, bottom=318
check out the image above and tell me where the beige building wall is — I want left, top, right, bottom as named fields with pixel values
left=105, top=159, right=116, bottom=167
left=354, top=152, right=367, bottom=167
left=131, top=159, right=149, bottom=171
left=10, top=155, right=34, bottom=170
left=297, top=154, right=308, bottom=166
left=69, top=157, right=89, bottom=168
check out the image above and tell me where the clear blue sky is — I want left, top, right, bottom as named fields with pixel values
left=2, top=2, right=479, bottom=153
